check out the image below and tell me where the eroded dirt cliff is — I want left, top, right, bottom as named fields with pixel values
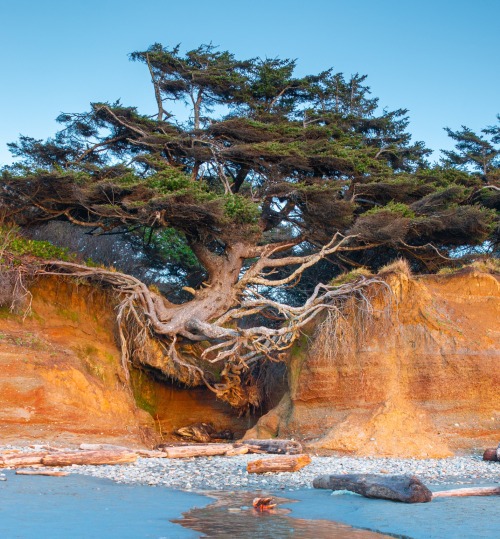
left=0, top=276, right=251, bottom=446
left=2, top=270, right=499, bottom=456
left=246, top=269, right=500, bottom=457
left=0, top=277, right=154, bottom=446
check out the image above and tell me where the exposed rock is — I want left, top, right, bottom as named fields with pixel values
left=483, top=448, right=498, bottom=461
left=247, top=270, right=500, bottom=457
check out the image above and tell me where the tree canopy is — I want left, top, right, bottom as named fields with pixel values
left=442, top=115, right=500, bottom=181
left=1, top=43, right=499, bottom=410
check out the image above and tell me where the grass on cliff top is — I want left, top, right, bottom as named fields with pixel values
left=0, top=226, right=74, bottom=261
left=0, top=226, right=99, bottom=265
left=438, top=257, right=500, bottom=276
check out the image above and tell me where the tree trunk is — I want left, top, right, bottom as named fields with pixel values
left=247, top=454, right=311, bottom=474
left=146, top=53, right=164, bottom=122
left=231, top=165, right=250, bottom=193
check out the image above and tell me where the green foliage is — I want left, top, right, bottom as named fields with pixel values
left=224, top=195, right=260, bottom=224
left=145, top=169, right=192, bottom=193
left=442, top=117, right=500, bottom=178
left=0, top=227, right=73, bottom=261
left=1, top=41, right=498, bottom=278
left=365, top=201, right=416, bottom=218
left=150, top=228, right=200, bottom=268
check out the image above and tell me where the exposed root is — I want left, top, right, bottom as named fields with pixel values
left=1, top=232, right=391, bottom=411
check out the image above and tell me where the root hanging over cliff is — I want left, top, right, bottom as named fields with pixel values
left=2, top=232, right=390, bottom=411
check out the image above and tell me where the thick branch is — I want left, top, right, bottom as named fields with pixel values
left=239, top=233, right=354, bottom=287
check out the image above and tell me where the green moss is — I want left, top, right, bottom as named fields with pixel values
left=330, top=267, right=372, bottom=286
left=130, top=368, right=158, bottom=417
left=287, top=333, right=310, bottom=397
left=134, top=393, right=157, bottom=416
left=75, top=344, right=108, bottom=382
left=56, top=307, right=80, bottom=323
left=0, top=306, right=16, bottom=319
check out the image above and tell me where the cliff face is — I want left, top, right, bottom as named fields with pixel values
left=2, top=270, right=499, bottom=455
left=0, top=276, right=252, bottom=446
left=0, top=276, right=155, bottom=446
left=246, top=270, right=500, bottom=457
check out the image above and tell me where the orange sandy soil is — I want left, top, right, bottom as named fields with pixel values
left=0, top=277, right=154, bottom=447
left=0, top=276, right=252, bottom=448
left=247, top=270, right=500, bottom=458
left=2, top=271, right=499, bottom=457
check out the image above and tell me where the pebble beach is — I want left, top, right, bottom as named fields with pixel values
left=1, top=445, right=498, bottom=491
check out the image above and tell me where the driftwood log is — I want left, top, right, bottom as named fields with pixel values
left=433, top=487, right=500, bottom=498
left=0, top=453, right=47, bottom=467
left=1, top=440, right=303, bottom=469
left=313, top=474, right=500, bottom=503
left=79, top=443, right=130, bottom=451
left=247, top=454, right=312, bottom=474
left=135, top=449, right=169, bottom=458
left=240, top=439, right=303, bottom=455
left=157, top=440, right=301, bottom=458
left=483, top=448, right=499, bottom=461
left=16, top=470, right=69, bottom=477
left=42, top=450, right=137, bottom=466
left=313, top=474, right=433, bottom=503
left=160, top=444, right=235, bottom=458
left=224, top=446, right=249, bottom=457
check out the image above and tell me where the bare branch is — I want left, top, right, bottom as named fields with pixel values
left=239, top=233, right=355, bottom=287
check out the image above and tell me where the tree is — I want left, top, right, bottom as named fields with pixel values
left=1, top=44, right=497, bottom=410
left=442, top=116, right=500, bottom=181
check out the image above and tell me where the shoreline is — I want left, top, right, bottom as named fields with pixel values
left=2, top=446, right=499, bottom=538
left=1, top=444, right=498, bottom=491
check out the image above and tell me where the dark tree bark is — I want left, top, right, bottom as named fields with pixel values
left=313, top=474, right=433, bottom=503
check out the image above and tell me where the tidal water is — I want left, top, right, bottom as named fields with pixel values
left=173, top=491, right=390, bottom=538
left=1, top=471, right=498, bottom=538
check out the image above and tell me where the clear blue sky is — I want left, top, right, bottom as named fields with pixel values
left=1, top=0, right=498, bottom=164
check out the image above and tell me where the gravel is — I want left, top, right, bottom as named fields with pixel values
left=2, top=445, right=497, bottom=491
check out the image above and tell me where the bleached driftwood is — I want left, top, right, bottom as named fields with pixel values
left=42, top=450, right=137, bottom=466
left=16, top=470, right=69, bottom=477
left=239, top=439, right=303, bottom=455
left=247, top=454, right=311, bottom=474
left=160, top=444, right=234, bottom=458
